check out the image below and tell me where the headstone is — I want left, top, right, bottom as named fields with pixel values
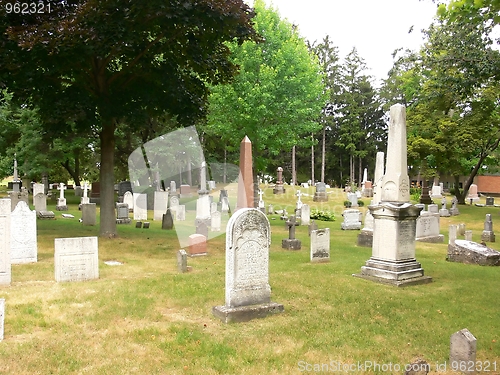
left=170, top=195, right=179, bottom=208
left=221, top=197, right=230, bottom=214
left=485, top=196, right=494, bottom=206
left=258, top=189, right=265, bottom=212
left=481, top=214, right=495, bottom=242
left=56, top=183, right=68, bottom=211
left=118, top=181, right=133, bottom=197
left=449, top=225, right=458, bottom=246
left=211, top=211, right=221, bottom=232
left=81, top=203, right=97, bottom=226
left=341, top=209, right=361, bottom=230
left=415, top=211, right=444, bottom=243
left=116, top=203, right=131, bottom=224
left=175, top=205, right=186, bottom=221
left=208, top=180, right=216, bottom=190
left=301, top=204, right=310, bottom=226
left=357, top=208, right=374, bottom=247
left=143, top=221, right=150, bottom=229
left=32, top=183, right=45, bottom=202
left=447, top=239, right=500, bottom=266
left=310, top=228, right=330, bottom=263
left=236, top=136, right=254, bottom=210
left=170, top=181, right=177, bottom=194
left=54, top=237, right=99, bottom=282
left=373, top=151, right=385, bottom=204
left=295, top=190, right=303, bottom=210
left=466, top=184, right=480, bottom=202
left=195, top=194, right=211, bottom=223
left=161, top=209, right=174, bottom=230
left=133, top=193, right=148, bottom=221
left=196, top=220, right=209, bottom=238
left=450, top=329, right=477, bottom=375
left=37, top=210, right=55, bottom=219
left=282, top=216, right=301, bottom=250
left=0, top=199, right=11, bottom=285
left=273, top=167, right=286, bottom=194
left=90, top=182, right=100, bottom=204
left=212, top=208, right=284, bottom=323
left=267, top=204, right=274, bottom=215
left=188, top=234, right=207, bottom=257
left=153, top=191, right=169, bottom=221
left=79, top=182, right=90, bottom=205
left=449, top=196, right=460, bottom=216
left=219, top=189, right=228, bottom=202
left=439, top=197, right=450, bottom=217
left=347, top=192, right=358, bottom=208
left=10, top=201, right=37, bottom=264
left=177, top=249, right=188, bottom=273
left=354, top=104, right=431, bottom=286
left=362, top=180, right=373, bottom=197
left=308, top=220, right=318, bottom=236
left=33, top=193, right=47, bottom=213
left=0, top=298, right=4, bottom=341
left=313, top=182, right=328, bottom=202
left=123, top=191, right=134, bottom=212
left=431, top=185, right=443, bottom=199
left=135, top=221, right=142, bottom=228
left=211, top=201, right=218, bottom=214
left=458, top=223, right=466, bottom=236
left=179, top=184, right=191, bottom=198
left=464, top=230, right=473, bottom=241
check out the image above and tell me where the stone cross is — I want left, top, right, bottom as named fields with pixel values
left=58, top=183, right=67, bottom=199
left=441, top=196, right=447, bottom=208
left=286, top=216, right=296, bottom=240
left=296, top=190, right=302, bottom=202
left=258, top=189, right=264, bottom=201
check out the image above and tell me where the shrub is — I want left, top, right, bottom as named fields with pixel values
left=310, top=209, right=336, bottom=221
left=358, top=200, right=365, bottom=207
left=343, top=200, right=352, bottom=208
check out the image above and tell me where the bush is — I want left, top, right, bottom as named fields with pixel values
left=310, top=209, right=336, bottom=221
left=358, top=200, right=365, bottom=207
left=343, top=200, right=352, bottom=208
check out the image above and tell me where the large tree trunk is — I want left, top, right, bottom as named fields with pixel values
left=99, top=118, right=117, bottom=238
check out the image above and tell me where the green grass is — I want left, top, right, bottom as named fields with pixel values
left=0, top=186, right=499, bottom=374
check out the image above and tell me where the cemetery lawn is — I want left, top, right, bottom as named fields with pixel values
left=0, top=187, right=499, bottom=375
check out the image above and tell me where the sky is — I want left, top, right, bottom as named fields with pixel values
left=245, top=0, right=441, bottom=86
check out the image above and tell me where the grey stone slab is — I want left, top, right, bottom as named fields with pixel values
left=54, top=237, right=99, bottom=282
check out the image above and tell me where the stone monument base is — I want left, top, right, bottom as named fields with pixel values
left=416, top=234, right=444, bottom=243
left=447, top=240, right=500, bottom=266
left=313, top=192, right=328, bottom=202
left=37, top=210, right=55, bottom=219
left=481, top=231, right=495, bottom=242
left=273, top=185, right=285, bottom=194
left=116, top=218, right=131, bottom=224
left=56, top=205, right=68, bottom=211
left=419, top=187, right=433, bottom=204
left=357, top=230, right=373, bottom=247
left=212, top=302, right=284, bottom=323
left=353, top=257, right=432, bottom=287
left=282, top=239, right=301, bottom=250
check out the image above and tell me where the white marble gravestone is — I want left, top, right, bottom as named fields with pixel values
left=123, top=191, right=134, bottom=212
left=310, top=228, right=330, bottom=263
left=56, top=182, right=68, bottom=211
left=354, top=104, right=431, bottom=286
left=0, top=199, right=11, bottom=285
left=341, top=209, right=361, bottom=230
left=33, top=193, right=47, bottom=213
left=10, top=201, right=37, bottom=264
left=416, top=211, right=444, bottom=243
left=80, top=182, right=90, bottom=205
left=153, top=191, right=169, bottom=221
left=133, top=193, right=148, bottom=221
left=211, top=211, right=221, bottom=232
left=450, top=329, right=477, bottom=375
left=54, top=237, right=99, bottom=282
left=301, top=204, right=310, bottom=226
left=81, top=203, right=97, bottom=226
left=212, top=208, right=284, bottom=323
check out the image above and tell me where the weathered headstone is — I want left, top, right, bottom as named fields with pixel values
left=135, top=221, right=143, bottom=228
left=357, top=208, right=374, bottom=247
left=179, top=184, right=191, bottom=198
left=81, top=203, right=97, bottom=226
left=449, top=224, right=458, bottom=246
left=196, top=220, right=209, bottom=239
left=0, top=199, right=11, bottom=285
left=169, top=181, right=177, bottom=194
left=416, top=211, right=444, bottom=243
left=447, top=239, right=500, bottom=266
left=56, top=183, right=68, bottom=211
left=273, top=167, right=286, bottom=194
left=464, top=230, right=473, bottom=241
left=485, top=196, right=494, bottom=206
left=221, top=197, right=230, bottom=214
left=188, top=234, right=207, bottom=257
left=175, top=205, right=186, bottom=221
left=439, top=197, right=450, bottom=217
left=310, top=228, right=330, bottom=263
left=267, top=204, right=274, bottom=215
left=153, top=191, right=169, bottom=221
left=236, top=136, right=254, bottom=210
left=354, top=104, right=431, bottom=286
left=341, top=209, right=362, bottom=230
left=123, top=191, right=134, bottom=212
left=10, top=201, right=37, bottom=264
left=313, top=182, right=328, bottom=202
left=212, top=208, right=284, bottom=323
left=481, top=213, right=495, bottom=242
left=90, top=182, right=100, bottom=204
left=161, top=209, right=174, bottom=230
left=115, top=203, right=131, bottom=224
left=449, top=196, right=460, bottom=216
left=308, top=220, right=318, bottom=236
left=133, top=193, right=148, bottom=221
left=431, top=184, right=443, bottom=199
left=208, top=180, right=216, bottom=190
left=282, top=216, right=301, bottom=250
left=211, top=211, right=221, bottom=232
left=33, top=193, right=47, bottom=213
left=362, top=180, right=373, bottom=197
left=458, top=223, right=466, bottom=236
left=177, top=249, right=188, bottom=273
left=301, top=204, right=310, bottom=226
left=118, top=181, right=133, bottom=197
left=450, top=329, right=477, bottom=375
left=428, top=204, right=439, bottom=214
left=143, top=221, right=150, bottom=229
left=347, top=192, right=358, bottom=208
left=466, top=184, right=480, bottom=202
left=54, top=237, right=99, bottom=282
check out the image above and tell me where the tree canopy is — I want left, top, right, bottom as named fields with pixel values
left=0, top=0, right=257, bottom=236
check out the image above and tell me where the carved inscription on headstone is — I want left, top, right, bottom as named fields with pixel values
left=54, top=237, right=99, bottom=282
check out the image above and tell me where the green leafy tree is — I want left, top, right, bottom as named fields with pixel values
left=203, top=0, right=326, bottom=195
left=0, top=0, right=257, bottom=236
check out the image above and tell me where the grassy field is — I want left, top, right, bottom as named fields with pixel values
left=0, top=185, right=498, bottom=374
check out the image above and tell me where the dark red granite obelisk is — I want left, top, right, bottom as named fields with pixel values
left=236, top=136, right=254, bottom=210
